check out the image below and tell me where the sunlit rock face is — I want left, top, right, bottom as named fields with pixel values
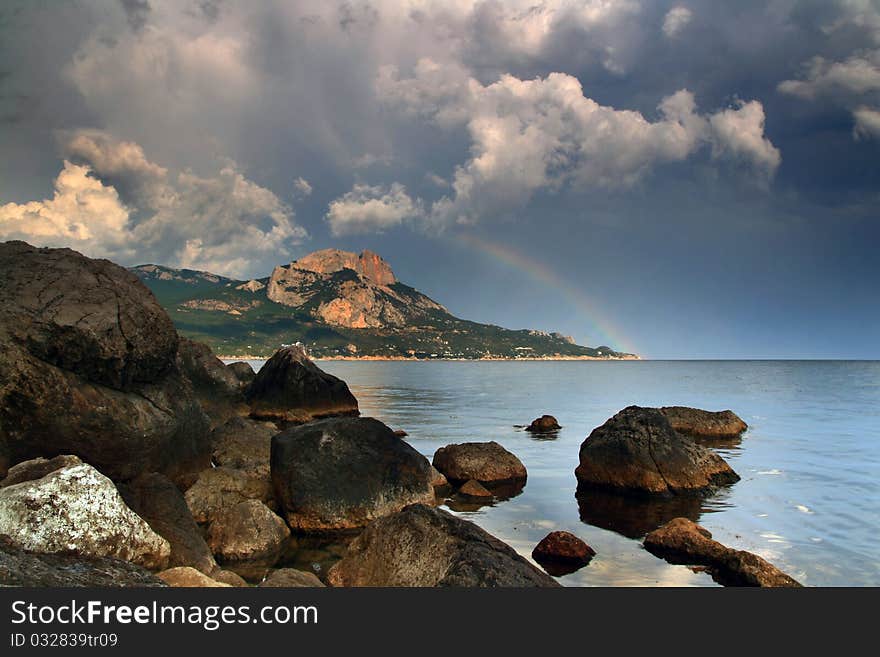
left=265, top=248, right=445, bottom=329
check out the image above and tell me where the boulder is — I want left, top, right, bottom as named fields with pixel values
left=259, top=568, right=325, bottom=588
left=532, top=531, right=595, bottom=576
left=0, top=537, right=166, bottom=587
left=659, top=406, right=748, bottom=439
left=227, top=361, right=256, bottom=387
left=574, top=406, right=739, bottom=496
left=176, top=337, right=246, bottom=422
left=0, top=463, right=170, bottom=569
left=432, top=441, right=527, bottom=488
left=429, top=466, right=449, bottom=490
left=184, top=466, right=274, bottom=525
left=271, top=417, right=435, bottom=532
left=206, top=500, right=290, bottom=582
left=525, top=415, right=561, bottom=433
left=246, top=346, right=359, bottom=423
left=118, top=472, right=217, bottom=574
left=211, top=416, right=276, bottom=477
left=211, top=569, right=249, bottom=587
left=0, top=454, right=82, bottom=488
left=326, top=504, right=559, bottom=587
left=0, top=241, right=211, bottom=483
left=457, top=479, right=493, bottom=499
left=644, top=517, right=801, bottom=587
left=157, top=567, right=231, bottom=587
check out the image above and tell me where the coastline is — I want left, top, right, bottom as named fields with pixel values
left=217, top=354, right=642, bottom=362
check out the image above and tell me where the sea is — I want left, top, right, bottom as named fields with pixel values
left=236, top=359, right=880, bottom=587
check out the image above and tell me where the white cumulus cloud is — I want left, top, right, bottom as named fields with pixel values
left=663, top=6, right=693, bottom=38
left=325, top=182, right=422, bottom=236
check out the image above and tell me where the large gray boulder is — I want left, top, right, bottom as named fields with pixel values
left=176, top=337, right=247, bottom=424
left=205, top=500, right=290, bottom=582
left=246, top=346, right=359, bottom=423
left=327, top=504, right=559, bottom=587
left=271, top=417, right=435, bottom=532
left=575, top=406, right=740, bottom=496
left=184, top=466, right=274, bottom=525
left=0, top=241, right=211, bottom=483
left=0, top=462, right=170, bottom=569
left=210, top=416, right=276, bottom=478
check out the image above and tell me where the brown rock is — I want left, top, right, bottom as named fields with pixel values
left=659, top=406, right=748, bottom=439
left=393, top=429, right=408, bottom=437
left=532, top=531, right=595, bottom=576
left=0, top=241, right=211, bottom=483
left=211, top=569, right=249, bottom=587
left=291, top=249, right=397, bottom=286
left=432, top=441, right=527, bottom=488
left=525, top=415, right=561, bottom=433
left=176, top=337, right=246, bottom=423
left=429, top=466, right=449, bottom=490
left=259, top=568, right=325, bottom=587
left=157, top=567, right=231, bottom=587
left=326, top=504, right=559, bottom=587
left=206, top=500, right=290, bottom=582
left=227, top=361, right=256, bottom=387
left=211, top=416, right=276, bottom=477
left=246, top=346, right=359, bottom=423
left=575, top=406, right=739, bottom=495
left=118, top=472, right=217, bottom=574
left=644, top=517, right=801, bottom=587
left=457, top=479, right=493, bottom=499
left=184, top=467, right=274, bottom=525
left=271, top=417, right=435, bottom=532
left=0, top=455, right=82, bottom=488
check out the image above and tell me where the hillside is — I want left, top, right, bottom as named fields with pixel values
left=131, top=249, right=636, bottom=360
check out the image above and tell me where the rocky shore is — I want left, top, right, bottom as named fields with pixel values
left=0, top=241, right=796, bottom=587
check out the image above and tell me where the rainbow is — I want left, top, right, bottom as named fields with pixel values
left=452, top=232, right=639, bottom=356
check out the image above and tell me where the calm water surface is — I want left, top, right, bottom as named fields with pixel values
left=244, top=360, right=880, bottom=587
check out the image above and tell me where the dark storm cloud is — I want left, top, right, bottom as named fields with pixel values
left=0, top=1, right=878, bottom=356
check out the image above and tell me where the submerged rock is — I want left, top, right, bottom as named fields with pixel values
left=0, top=463, right=170, bottom=569
left=659, top=406, right=748, bottom=439
left=246, top=346, right=359, bottom=423
left=184, top=466, right=274, bottom=525
left=326, top=504, right=559, bottom=587
left=157, top=567, right=231, bottom=588
left=118, top=472, right=217, bottom=574
left=0, top=241, right=211, bottom=483
left=432, top=441, right=527, bottom=488
left=259, top=568, right=325, bottom=588
left=205, top=500, right=290, bottom=582
left=575, top=406, right=739, bottom=496
left=532, top=531, right=595, bottom=576
left=0, top=538, right=166, bottom=587
left=271, top=417, right=435, bottom=532
left=525, top=415, right=561, bottom=433
left=644, top=517, right=801, bottom=587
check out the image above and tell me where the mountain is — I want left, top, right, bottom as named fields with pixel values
left=131, top=249, right=637, bottom=360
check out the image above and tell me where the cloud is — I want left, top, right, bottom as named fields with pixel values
left=778, top=51, right=880, bottom=99
left=853, top=105, right=880, bottom=138
left=293, top=176, right=313, bottom=198
left=325, top=182, right=422, bottom=236
left=0, top=132, right=307, bottom=277
left=380, top=61, right=780, bottom=227
left=663, top=6, right=693, bottom=38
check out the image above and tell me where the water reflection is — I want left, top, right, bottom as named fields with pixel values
left=575, top=487, right=709, bottom=539
left=442, top=481, right=525, bottom=512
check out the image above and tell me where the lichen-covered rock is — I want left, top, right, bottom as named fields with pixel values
left=184, top=466, right=274, bottom=525
left=271, top=417, right=435, bottom=532
left=0, top=454, right=82, bottom=488
left=259, top=568, right=325, bottom=588
left=0, top=463, right=170, bottom=569
left=327, top=504, right=559, bottom=587
left=118, top=472, right=217, bottom=574
left=659, top=406, right=748, bottom=439
left=0, top=241, right=211, bottom=483
left=211, top=416, right=276, bottom=477
left=575, top=406, right=740, bottom=496
left=432, top=441, right=527, bottom=487
left=0, top=537, right=166, bottom=587
left=157, top=567, right=231, bottom=587
left=246, top=346, right=359, bottom=423
left=644, top=517, right=801, bottom=587
left=206, top=500, right=290, bottom=582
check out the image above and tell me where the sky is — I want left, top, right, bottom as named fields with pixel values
left=1, top=0, right=878, bottom=359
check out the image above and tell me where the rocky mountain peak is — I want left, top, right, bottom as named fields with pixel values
left=291, top=249, right=396, bottom=286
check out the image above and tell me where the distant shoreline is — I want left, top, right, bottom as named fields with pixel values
left=218, top=354, right=642, bottom=362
